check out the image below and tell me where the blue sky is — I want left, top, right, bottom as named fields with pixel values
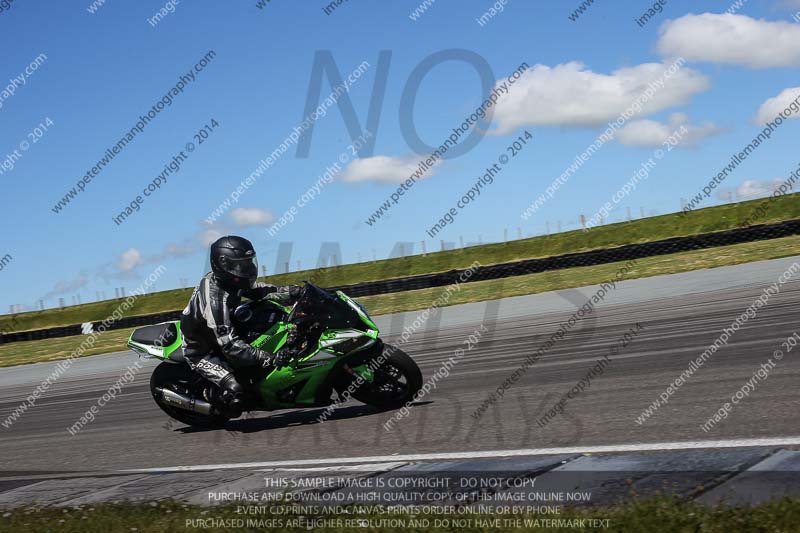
left=1, top=0, right=799, bottom=312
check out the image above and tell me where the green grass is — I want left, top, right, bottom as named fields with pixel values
left=355, top=233, right=800, bottom=316
left=1, top=193, right=798, bottom=336
left=3, top=234, right=800, bottom=367
left=2, top=497, right=800, bottom=532
left=0, top=328, right=135, bottom=367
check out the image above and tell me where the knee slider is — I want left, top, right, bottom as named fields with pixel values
left=219, top=374, right=243, bottom=394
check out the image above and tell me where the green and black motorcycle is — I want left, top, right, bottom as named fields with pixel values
left=127, top=282, right=422, bottom=428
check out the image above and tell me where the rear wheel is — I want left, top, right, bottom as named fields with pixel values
left=351, top=345, right=422, bottom=409
left=150, top=361, right=229, bottom=429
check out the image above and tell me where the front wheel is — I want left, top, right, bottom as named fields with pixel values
left=351, top=345, right=422, bottom=409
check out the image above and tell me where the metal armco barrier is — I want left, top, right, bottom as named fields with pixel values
left=2, top=219, right=798, bottom=345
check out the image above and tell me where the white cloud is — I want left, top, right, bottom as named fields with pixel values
left=754, top=87, right=800, bottom=124
left=94, top=240, right=202, bottom=286
left=342, top=155, right=439, bottom=184
left=715, top=177, right=796, bottom=201
left=164, top=242, right=196, bottom=258
left=230, top=207, right=274, bottom=227
left=658, top=14, right=800, bottom=68
left=196, top=219, right=236, bottom=248
left=490, top=61, right=709, bottom=134
left=149, top=242, right=198, bottom=263
left=616, top=113, right=722, bottom=147
left=118, top=248, right=143, bottom=272
left=43, top=271, right=89, bottom=300
left=736, top=178, right=785, bottom=198
left=199, top=228, right=225, bottom=247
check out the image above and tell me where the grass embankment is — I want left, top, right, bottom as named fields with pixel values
left=2, top=234, right=800, bottom=367
left=355, top=234, right=800, bottom=316
left=1, top=498, right=800, bottom=532
left=2, top=193, right=799, bottom=336
left=0, top=328, right=135, bottom=368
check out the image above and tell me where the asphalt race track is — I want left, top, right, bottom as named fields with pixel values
left=2, top=256, right=800, bottom=477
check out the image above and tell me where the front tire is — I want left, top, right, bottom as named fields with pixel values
left=150, top=361, right=229, bottom=429
left=351, top=345, right=422, bottom=409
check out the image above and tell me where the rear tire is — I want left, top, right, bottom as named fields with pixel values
left=351, top=345, right=422, bottom=409
left=150, top=361, right=229, bottom=429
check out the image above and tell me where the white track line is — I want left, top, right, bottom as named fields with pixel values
left=123, top=436, right=800, bottom=473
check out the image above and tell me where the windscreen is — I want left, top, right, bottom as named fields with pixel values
left=293, top=283, right=362, bottom=330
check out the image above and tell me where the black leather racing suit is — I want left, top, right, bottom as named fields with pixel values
left=180, top=272, right=293, bottom=398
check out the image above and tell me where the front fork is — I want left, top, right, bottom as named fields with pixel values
left=334, top=359, right=376, bottom=402
left=348, top=363, right=374, bottom=383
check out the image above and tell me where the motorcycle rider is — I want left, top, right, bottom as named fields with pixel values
left=181, top=235, right=302, bottom=415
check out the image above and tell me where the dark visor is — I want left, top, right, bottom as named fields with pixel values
left=223, top=255, right=258, bottom=279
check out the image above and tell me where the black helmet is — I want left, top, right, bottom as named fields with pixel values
left=210, top=235, right=259, bottom=290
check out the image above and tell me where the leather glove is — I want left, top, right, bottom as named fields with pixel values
left=256, top=350, right=278, bottom=370
left=273, top=348, right=294, bottom=369
left=257, top=348, right=294, bottom=370
left=287, top=285, right=303, bottom=299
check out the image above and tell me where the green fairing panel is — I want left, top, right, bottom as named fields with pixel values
left=255, top=322, right=379, bottom=409
left=252, top=322, right=292, bottom=354
left=336, top=291, right=378, bottom=331
left=126, top=321, right=182, bottom=360
left=258, top=358, right=337, bottom=409
left=254, top=321, right=336, bottom=408
left=264, top=299, right=293, bottom=314
left=163, top=322, right=183, bottom=359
